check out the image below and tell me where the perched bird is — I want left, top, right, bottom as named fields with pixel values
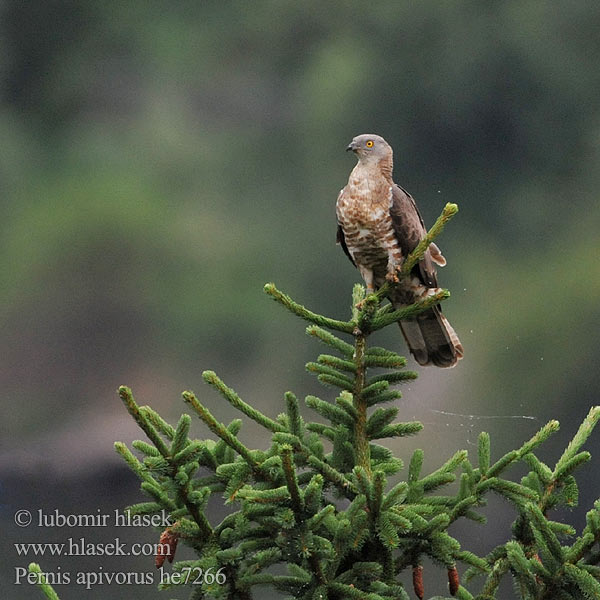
left=336, top=134, right=463, bottom=368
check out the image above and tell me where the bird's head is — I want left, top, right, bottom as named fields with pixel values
left=346, top=134, right=392, bottom=164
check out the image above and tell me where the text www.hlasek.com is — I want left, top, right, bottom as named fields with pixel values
left=15, top=537, right=167, bottom=558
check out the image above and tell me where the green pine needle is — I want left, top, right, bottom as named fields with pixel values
left=306, top=325, right=355, bottom=357
left=118, top=387, right=170, bottom=456
left=555, top=406, right=600, bottom=478
left=401, top=203, right=459, bottom=275
left=203, top=370, right=285, bottom=433
left=183, top=391, right=260, bottom=471
left=28, top=563, right=60, bottom=600
left=264, top=283, right=354, bottom=333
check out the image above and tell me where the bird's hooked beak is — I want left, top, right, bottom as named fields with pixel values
left=346, top=140, right=357, bottom=152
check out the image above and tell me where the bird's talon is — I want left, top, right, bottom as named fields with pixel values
left=356, top=290, right=377, bottom=309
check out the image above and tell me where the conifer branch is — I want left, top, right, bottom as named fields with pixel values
left=554, top=406, right=600, bottom=478
left=285, top=391, right=303, bottom=437
left=112, top=233, right=600, bottom=600
left=264, top=283, right=355, bottom=332
left=270, top=429, right=357, bottom=495
left=518, top=419, right=560, bottom=458
left=306, top=455, right=357, bottom=494
left=306, top=325, right=355, bottom=356
left=139, top=405, right=176, bottom=440
left=118, top=386, right=170, bottom=457
left=370, top=202, right=459, bottom=302
left=352, top=326, right=371, bottom=476
left=280, top=445, right=304, bottom=513
left=351, top=282, right=366, bottom=321
left=202, top=370, right=285, bottom=433
left=114, top=442, right=158, bottom=484
left=182, top=391, right=260, bottom=471
left=401, top=202, right=459, bottom=275
left=28, top=563, right=60, bottom=600
left=171, top=414, right=191, bottom=456
left=369, top=290, right=450, bottom=331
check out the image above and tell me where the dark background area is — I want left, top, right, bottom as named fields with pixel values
left=2, top=2, right=599, bottom=598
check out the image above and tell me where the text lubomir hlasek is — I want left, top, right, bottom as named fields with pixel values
left=35, top=509, right=171, bottom=528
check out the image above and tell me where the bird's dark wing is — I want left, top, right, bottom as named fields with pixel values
left=336, top=223, right=356, bottom=267
left=389, top=184, right=438, bottom=288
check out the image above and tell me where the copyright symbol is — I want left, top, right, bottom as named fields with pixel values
left=15, top=509, right=32, bottom=527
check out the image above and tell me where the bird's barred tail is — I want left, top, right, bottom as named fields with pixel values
left=398, top=306, right=464, bottom=368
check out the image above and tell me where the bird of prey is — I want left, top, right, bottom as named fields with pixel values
left=336, top=134, right=463, bottom=368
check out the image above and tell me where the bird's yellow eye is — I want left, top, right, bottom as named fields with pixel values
left=366, top=140, right=374, bottom=148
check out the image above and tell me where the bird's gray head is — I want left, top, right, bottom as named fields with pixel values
left=346, top=134, right=392, bottom=164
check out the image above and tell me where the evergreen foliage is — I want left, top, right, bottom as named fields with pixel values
left=32, top=205, right=600, bottom=600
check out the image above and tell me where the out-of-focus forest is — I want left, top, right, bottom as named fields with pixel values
left=2, top=2, right=599, bottom=598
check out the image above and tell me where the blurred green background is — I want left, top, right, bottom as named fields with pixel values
left=2, top=1, right=599, bottom=598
